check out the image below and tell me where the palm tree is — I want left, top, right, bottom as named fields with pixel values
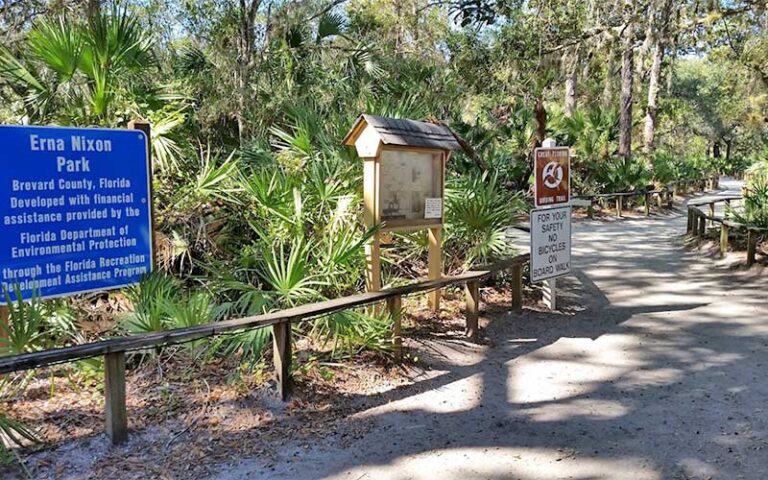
left=0, top=6, right=153, bottom=125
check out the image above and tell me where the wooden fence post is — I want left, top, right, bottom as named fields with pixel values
left=386, top=296, right=403, bottom=361
left=273, top=321, right=292, bottom=400
left=644, top=192, right=651, bottom=217
left=698, top=215, right=706, bottom=239
left=465, top=280, right=479, bottom=343
left=511, top=264, right=523, bottom=310
left=427, top=227, right=442, bottom=311
left=667, top=190, right=673, bottom=208
left=709, top=203, right=715, bottom=226
left=657, top=192, right=663, bottom=209
left=720, top=224, right=729, bottom=257
left=747, top=230, right=757, bottom=267
left=687, top=210, right=694, bottom=234
left=615, top=197, right=622, bottom=217
left=105, top=351, right=128, bottom=445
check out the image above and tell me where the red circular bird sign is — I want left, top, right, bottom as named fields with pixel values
left=534, top=147, right=570, bottom=208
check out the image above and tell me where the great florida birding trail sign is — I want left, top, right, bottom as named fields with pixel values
left=534, top=146, right=570, bottom=208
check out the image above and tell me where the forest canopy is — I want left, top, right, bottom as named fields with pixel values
left=1, top=1, right=765, bottom=167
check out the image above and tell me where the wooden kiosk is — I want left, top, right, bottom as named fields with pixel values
left=343, top=115, right=459, bottom=309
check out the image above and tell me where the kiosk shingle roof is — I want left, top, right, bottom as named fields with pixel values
left=344, top=114, right=461, bottom=151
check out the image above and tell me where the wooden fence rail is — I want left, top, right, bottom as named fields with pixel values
left=571, top=176, right=719, bottom=218
left=0, top=253, right=529, bottom=445
left=686, top=196, right=767, bottom=266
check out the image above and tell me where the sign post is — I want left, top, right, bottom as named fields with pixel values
left=0, top=125, right=153, bottom=304
left=531, top=140, right=572, bottom=311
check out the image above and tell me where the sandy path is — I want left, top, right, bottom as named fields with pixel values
left=212, top=178, right=768, bottom=480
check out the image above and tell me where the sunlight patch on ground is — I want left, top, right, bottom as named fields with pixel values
left=610, top=367, right=682, bottom=388
left=508, top=336, right=639, bottom=404
left=353, top=372, right=484, bottom=418
left=518, top=398, right=630, bottom=422
left=328, top=447, right=660, bottom=480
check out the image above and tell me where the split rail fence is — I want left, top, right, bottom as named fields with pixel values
left=0, top=254, right=529, bottom=445
left=686, top=196, right=767, bottom=266
left=572, top=176, right=719, bottom=218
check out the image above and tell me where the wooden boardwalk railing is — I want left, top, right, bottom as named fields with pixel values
left=572, top=176, right=719, bottom=218
left=686, top=196, right=767, bottom=266
left=0, top=253, right=529, bottom=445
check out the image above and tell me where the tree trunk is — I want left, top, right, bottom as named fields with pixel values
left=643, top=40, right=664, bottom=155
left=534, top=96, right=547, bottom=146
left=563, top=48, right=579, bottom=118
left=713, top=141, right=721, bottom=158
left=618, top=20, right=634, bottom=159
left=87, top=0, right=101, bottom=19
left=640, top=0, right=657, bottom=77
left=235, top=0, right=260, bottom=146
left=667, top=8, right=681, bottom=95
left=602, top=43, right=616, bottom=109
left=725, top=140, right=732, bottom=163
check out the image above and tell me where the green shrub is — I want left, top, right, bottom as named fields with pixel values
left=122, top=273, right=181, bottom=334
left=445, top=170, right=526, bottom=269
left=590, top=156, right=650, bottom=194
left=730, top=163, right=768, bottom=228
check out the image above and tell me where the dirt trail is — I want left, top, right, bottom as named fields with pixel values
left=213, top=178, right=768, bottom=480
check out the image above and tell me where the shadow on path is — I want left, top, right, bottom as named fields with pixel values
left=212, top=179, right=768, bottom=480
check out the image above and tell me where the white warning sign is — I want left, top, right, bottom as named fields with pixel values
left=530, top=206, right=571, bottom=283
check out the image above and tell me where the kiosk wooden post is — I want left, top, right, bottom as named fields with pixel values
left=363, top=156, right=382, bottom=292
left=427, top=226, right=442, bottom=310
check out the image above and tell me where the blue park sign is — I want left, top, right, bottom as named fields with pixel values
left=0, top=125, right=152, bottom=303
